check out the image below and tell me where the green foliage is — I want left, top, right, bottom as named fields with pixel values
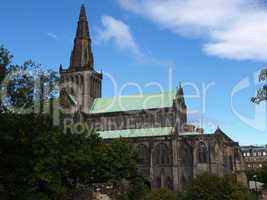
left=123, top=174, right=254, bottom=200
left=0, top=45, right=141, bottom=199
left=5, top=61, right=36, bottom=110
left=260, top=165, right=267, bottom=186
left=107, top=139, right=138, bottom=181
left=0, top=45, right=13, bottom=112
left=3, top=61, right=59, bottom=112
left=0, top=45, right=12, bottom=84
left=0, top=45, right=59, bottom=113
left=0, top=114, right=140, bottom=199
left=144, top=188, right=176, bottom=200
left=182, top=173, right=251, bottom=200
left=118, top=176, right=150, bottom=200
left=247, top=192, right=257, bottom=200
left=246, top=163, right=267, bottom=188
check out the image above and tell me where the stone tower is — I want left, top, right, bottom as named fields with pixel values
left=60, top=4, right=102, bottom=112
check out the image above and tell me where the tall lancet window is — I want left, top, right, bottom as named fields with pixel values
left=198, top=142, right=208, bottom=163
left=136, top=144, right=150, bottom=165
left=153, top=143, right=170, bottom=165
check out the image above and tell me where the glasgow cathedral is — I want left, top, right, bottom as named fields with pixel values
left=59, top=5, right=247, bottom=191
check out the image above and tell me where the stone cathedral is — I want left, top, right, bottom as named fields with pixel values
left=59, top=5, right=247, bottom=191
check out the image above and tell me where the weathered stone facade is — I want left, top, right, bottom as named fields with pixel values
left=59, top=4, right=247, bottom=191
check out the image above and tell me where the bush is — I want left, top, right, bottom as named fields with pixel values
left=183, top=173, right=252, bottom=200
left=0, top=114, right=141, bottom=200
left=144, top=188, right=176, bottom=200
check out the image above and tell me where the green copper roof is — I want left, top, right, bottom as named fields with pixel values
left=98, top=127, right=173, bottom=139
left=179, top=132, right=203, bottom=136
left=90, top=91, right=176, bottom=114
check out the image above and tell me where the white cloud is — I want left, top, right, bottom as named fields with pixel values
left=118, top=0, right=267, bottom=61
left=46, top=32, right=58, bottom=40
left=97, top=16, right=140, bottom=56
left=97, top=15, right=172, bottom=65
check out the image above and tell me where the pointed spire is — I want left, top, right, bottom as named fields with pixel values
left=177, top=81, right=184, bottom=96
left=79, top=4, right=87, bottom=21
left=76, top=4, right=89, bottom=39
left=70, top=4, right=94, bottom=69
left=176, top=81, right=186, bottom=107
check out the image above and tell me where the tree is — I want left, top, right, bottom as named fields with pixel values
left=0, top=45, right=142, bottom=199
left=0, top=114, right=141, bottom=200
left=0, top=45, right=12, bottom=84
left=251, top=68, right=267, bottom=104
left=0, top=45, right=13, bottom=112
left=246, top=163, right=267, bottom=188
left=4, top=61, right=36, bottom=111
left=0, top=45, right=59, bottom=114
left=3, top=60, right=59, bottom=113
left=183, top=173, right=252, bottom=200
left=118, top=176, right=151, bottom=200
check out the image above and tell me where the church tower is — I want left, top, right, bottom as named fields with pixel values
left=60, top=4, right=102, bottom=112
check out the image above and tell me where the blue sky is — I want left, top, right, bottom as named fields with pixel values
left=1, top=0, right=267, bottom=145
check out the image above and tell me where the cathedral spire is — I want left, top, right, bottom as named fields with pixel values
left=177, top=82, right=184, bottom=98
left=175, top=82, right=187, bottom=110
left=79, top=4, right=87, bottom=21
left=70, top=4, right=94, bottom=69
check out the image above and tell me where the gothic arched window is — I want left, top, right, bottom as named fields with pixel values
left=180, top=144, right=193, bottom=167
left=153, top=143, right=170, bottom=165
left=214, top=144, right=221, bottom=161
left=136, top=144, right=150, bottom=165
left=66, top=77, right=69, bottom=87
left=70, top=88, right=75, bottom=96
left=80, top=75, right=84, bottom=84
left=198, top=142, right=208, bottom=163
left=80, top=75, right=84, bottom=93
left=76, top=76, right=79, bottom=85
left=229, top=155, right=234, bottom=171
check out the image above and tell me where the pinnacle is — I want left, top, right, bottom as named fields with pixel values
left=79, top=4, right=87, bottom=21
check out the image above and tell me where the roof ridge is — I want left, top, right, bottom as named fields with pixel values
left=94, top=90, right=176, bottom=100
left=98, top=126, right=173, bottom=133
left=98, top=126, right=173, bottom=139
left=90, top=90, right=177, bottom=114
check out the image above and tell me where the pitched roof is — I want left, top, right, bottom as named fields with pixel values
left=90, top=91, right=176, bottom=114
left=214, top=128, right=235, bottom=142
left=98, top=127, right=173, bottom=139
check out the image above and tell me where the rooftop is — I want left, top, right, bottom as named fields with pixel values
left=241, top=145, right=267, bottom=152
left=90, top=91, right=176, bottom=114
left=98, top=127, right=174, bottom=139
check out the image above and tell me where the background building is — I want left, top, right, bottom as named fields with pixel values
left=241, top=145, right=267, bottom=169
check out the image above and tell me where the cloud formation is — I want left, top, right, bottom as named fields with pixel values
left=97, top=16, right=140, bottom=56
left=97, top=15, right=173, bottom=65
left=118, top=0, right=267, bottom=61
